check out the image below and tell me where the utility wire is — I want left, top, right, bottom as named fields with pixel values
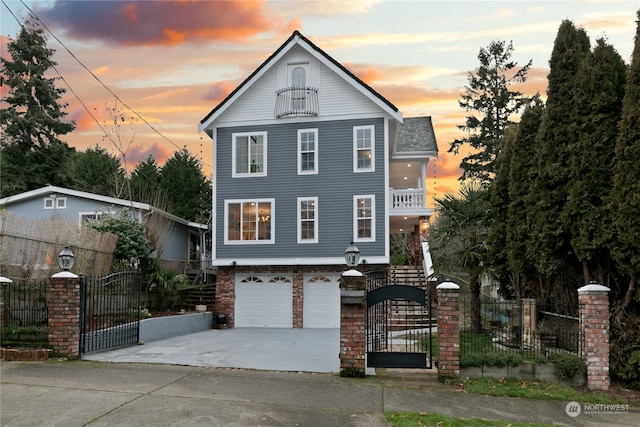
left=13, top=0, right=212, bottom=170
left=1, top=0, right=204, bottom=206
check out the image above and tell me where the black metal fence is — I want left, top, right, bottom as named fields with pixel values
left=1, top=280, right=49, bottom=330
left=460, top=298, right=581, bottom=359
left=80, top=271, right=141, bottom=353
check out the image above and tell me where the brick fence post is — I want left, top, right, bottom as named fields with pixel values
left=0, top=276, right=12, bottom=330
left=437, top=281, right=460, bottom=382
left=578, top=282, right=610, bottom=391
left=339, top=270, right=366, bottom=377
left=48, top=272, right=80, bottom=359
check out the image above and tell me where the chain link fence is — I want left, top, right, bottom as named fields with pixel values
left=0, top=215, right=117, bottom=280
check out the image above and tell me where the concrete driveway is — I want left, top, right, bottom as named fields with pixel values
left=82, top=328, right=340, bottom=373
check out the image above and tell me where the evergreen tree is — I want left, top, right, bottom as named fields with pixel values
left=130, top=155, right=162, bottom=203
left=70, top=145, right=127, bottom=198
left=508, top=97, right=545, bottom=298
left=487, top=124, right=517, bottom=298
left=529, top=20, right=590, bottom=282
left=0, top=22, right=75, bottom=197
left=565, top=39, right=626, bottom=283
left=610, top=9, right=640, bottom=310
left=160, top=148, right=211, bottom=223
left=449, top=40, right=532, bottom=184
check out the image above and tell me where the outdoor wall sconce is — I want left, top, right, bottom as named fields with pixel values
left=57, top=246, right=75, bottom=271
left=344, top=241, right=360, bottom=268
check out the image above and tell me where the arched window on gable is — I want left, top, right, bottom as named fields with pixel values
left=291, top=66, right=306, bottom=111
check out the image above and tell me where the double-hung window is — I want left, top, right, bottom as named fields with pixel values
left=297, top=197, right=318, bottom=243
left=298, top=129, right=318, bottom=174
left=225, top=199, right=274, bottom=243
left=233, top=131, right=266, bottom=177
left=353, top=195, right=375, bottom=242
left=353, top=125, right=374, bottom=172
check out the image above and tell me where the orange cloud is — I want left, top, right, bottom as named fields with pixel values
left=202, top=81, right=236, bottom=103
left=67, top=108, right=96, bottom=132
left=37, top=0, right=298, bottom=47
left=343, top=62, right=384, bottom=84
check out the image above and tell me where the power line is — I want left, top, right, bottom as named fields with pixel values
left=7, top=0, right=212, bottom=170
left=1, top=1, right=204, bottom=201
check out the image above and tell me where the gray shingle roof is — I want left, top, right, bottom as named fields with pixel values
left=396, top=117, right=438, bottom=154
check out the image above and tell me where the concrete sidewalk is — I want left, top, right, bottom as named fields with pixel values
left=2, top=361, right=637, bottom=427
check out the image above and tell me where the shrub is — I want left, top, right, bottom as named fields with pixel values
left=551, top=352, right=585, bottom=380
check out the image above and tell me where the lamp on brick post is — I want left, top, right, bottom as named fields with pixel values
left=340, top=241, right=366, bottom=377
left=50, top=245, right=80, bottom=359
left=57, top=246, right=75, bottom=272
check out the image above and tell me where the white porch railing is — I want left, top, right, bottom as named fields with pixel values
left=390, top=188, right=425, bottom=210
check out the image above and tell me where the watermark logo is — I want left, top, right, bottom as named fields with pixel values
left=565, top=401, right=581, bottom=418
left=565, top=401, right=630, bottom=418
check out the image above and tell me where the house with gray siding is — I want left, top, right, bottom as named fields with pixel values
left=0, top=185, right=209, bottom=277
left=198, top=31, right=438, bottom=328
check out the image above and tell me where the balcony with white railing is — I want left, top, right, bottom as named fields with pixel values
left=390, top=188, right=426, bottom=211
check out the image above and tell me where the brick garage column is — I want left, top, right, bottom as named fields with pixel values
left=48, top=272, right=80, bottom=358
left=437, top=281, right=460, bottom=382
left=578, top=282, right=610, bottom=391
left=339, top=271, right=366, bottom=377
left=214, top=267, right=235, bottom=328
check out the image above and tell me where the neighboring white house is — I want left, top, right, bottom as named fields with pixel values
left=0, top=185, right=209, bottom=279
left=198, top=30, right=438, bottom=328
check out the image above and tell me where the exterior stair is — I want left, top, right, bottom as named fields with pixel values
left=388, top=265, right=436, bottom=331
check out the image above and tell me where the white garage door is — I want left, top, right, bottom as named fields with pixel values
left=235, top=275, right=293, bottom=327
left=304, top=274, right=340, bottom=328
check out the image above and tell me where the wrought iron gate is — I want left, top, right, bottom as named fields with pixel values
left=80, top=271, right=141, bottom=354
left=366, top=270, right=433, bottom=368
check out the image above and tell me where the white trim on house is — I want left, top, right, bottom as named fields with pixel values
left=0, top=185, right=207, bottom=230
left=224, top=198, right=275, bottom=244
left=353, top=194, right=376, bottom=243
left=297, top=196, right=318, bottom=244
left=297, top=128, right=318, bottom=175
left=210, top=256, right=389, bottom=267
left=353, top=125, right=375, bottom=173
left=232, top=131, right=268, bottom=178
left=198, top=32, right=402, bottom=133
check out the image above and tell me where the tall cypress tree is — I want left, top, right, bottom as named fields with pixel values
left=610, top=10, right=640, bottom=310
left=565, top=39, right=626, bottom=283
left=0, top=22, right=75, bottom=197
left=529, top=20, right=590, bottom=283
left=487, top=124, right=516, bottom=298
left=508, top=97, right=545, bottom=299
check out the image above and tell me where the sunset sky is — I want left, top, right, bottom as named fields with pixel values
left=1, top=0, right=637, bottom=206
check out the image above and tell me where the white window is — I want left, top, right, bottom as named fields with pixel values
left=353, top=125, right=375, bottom=172
left=297, top=129, right=318, bottom=174
left=44, top=196, right=66, bottom=209
left=225, top=199, right=274, bottom=244
left=297, top=197, right=318, bottom=243
left=79, top=212, right=106, bottom=226
left=288, top=63, right=309, bottom=112
left=353, top=195, right=375, bottom=242
left=233, top=132, right=267, bottom=177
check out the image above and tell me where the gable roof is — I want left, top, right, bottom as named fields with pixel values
left=0, top=185, right=207, bottom=230
left=198, top=30, right=401, bottom=133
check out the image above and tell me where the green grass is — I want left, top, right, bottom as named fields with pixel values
left=459, top=377, right=628, bottom=404
left=385, top=411, right=557, bottom=427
